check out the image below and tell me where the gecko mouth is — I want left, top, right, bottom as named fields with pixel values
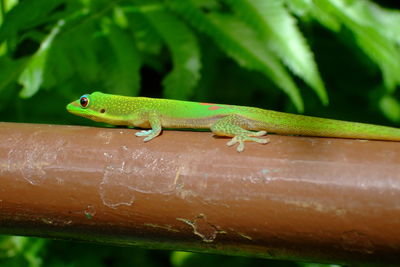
left=66, top=101, right=108, bottom=123
left=66, top=101, right=84, bottom=115
left=66, top=101, right=95, bottom=118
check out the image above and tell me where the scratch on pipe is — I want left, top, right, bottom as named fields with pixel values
left=236, top=232, right=253, bottom=240
left=173, top=166, right=182, bottom=186
left=99, top=165, right=136, bottom=209
left=176, top=214, right=225, bottom=243
left=278, top=197, right=346, bottom=215
left=7, top=148, right=52, bottom=185
left=40, top=217, right=72, bottom=226
left=341, top=230, right=375, bottom=254
left=96, top=131, right=113, bottom=144
left=144, top=223, right=180, bottom=233
left=172, top=166, right=198, bottom=199
left=41, top=218, right=54, bottom=225
left=3, top=135, right=67, bottom=185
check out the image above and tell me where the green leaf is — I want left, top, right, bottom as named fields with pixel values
left=225, top=0, right=328, bottom=105
left=103, top=21, right=141, bottom=96
left=0, top=56, right=27, bottom=92
left=0, top=0, right=65, bottom=43
left=144, top=8, right=201, bottom=99
left=18, top=20, right=65, bottom=98
left=128, top=13, right=163, bottom=55
left=113, top=6, right=129, bottom=29
left=168, top=0, right=304, bottom=111
left=379, top=95, right=400, bottom=123
left=43, top=6, right=118, bottom=89
left=63, top=21, right=99, bottom=84
left=0, top=3, right=3, bottom=26
left=43, top=25, right=98, bottom=89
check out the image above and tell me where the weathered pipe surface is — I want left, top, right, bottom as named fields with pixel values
left=0, top=122, right=400, bottom=264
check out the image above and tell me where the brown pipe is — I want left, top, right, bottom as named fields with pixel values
left=0, top=122, right=399, bottom=264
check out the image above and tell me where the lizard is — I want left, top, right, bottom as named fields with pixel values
left=66, top=92, right=400, bottom=152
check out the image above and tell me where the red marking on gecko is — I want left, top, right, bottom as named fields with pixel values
left=199, top=102, right=224, bottom=111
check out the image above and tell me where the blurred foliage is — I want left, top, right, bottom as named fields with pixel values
left=0, top=0, right=399, bottom=118
left=0, top=236, right=342, bottom=267
left=1, top=0, right=400, bottom=265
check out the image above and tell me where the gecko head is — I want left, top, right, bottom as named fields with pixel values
left=66, top=92, right=108, bottom=122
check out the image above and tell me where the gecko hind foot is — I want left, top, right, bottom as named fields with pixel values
left=210, top=114, right=270, bottom=152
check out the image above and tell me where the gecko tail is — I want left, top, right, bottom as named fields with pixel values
left=255, top=110, right=400, bottom=141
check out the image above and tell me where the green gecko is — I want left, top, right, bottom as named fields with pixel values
left=66, top=92, right=400, bottom=152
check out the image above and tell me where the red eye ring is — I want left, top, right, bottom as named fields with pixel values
left=80, top=95, right=90, bottom=108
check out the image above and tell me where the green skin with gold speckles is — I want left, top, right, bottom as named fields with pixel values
left=66, top=92, right=400, bottom=152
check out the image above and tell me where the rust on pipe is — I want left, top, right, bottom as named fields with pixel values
left=0, top=122, right=399, bottom=264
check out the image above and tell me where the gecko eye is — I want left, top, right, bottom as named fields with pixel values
left=79, top=95, right=90, bottom=108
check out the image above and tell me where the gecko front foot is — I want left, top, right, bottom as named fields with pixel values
left=135, top=129, right=161, bottom=142
left=135, top=130, right=153, bottom=137
left=227, top=132, right=270, bottom=152
left=134, top=113, right=162, bottom=142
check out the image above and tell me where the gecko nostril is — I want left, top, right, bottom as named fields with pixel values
left=100, top=108, right=106, bottom=114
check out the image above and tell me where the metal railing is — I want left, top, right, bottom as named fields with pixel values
left=0, top=122, right=399, bottom=264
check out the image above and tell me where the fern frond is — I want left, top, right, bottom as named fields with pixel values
left=332, top=0, right=400, bottom=44
left=315, top=0, right=400, bottom=92
left=225, top=0, right=328, bottom=105
left=168, top=0, right=304, bottom=111
left=286, top=0, right=341, bottom=31
left=143, top=7, right=201, bottom=99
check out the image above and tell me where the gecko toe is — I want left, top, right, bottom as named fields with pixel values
left=236, top=142, right=245, bottom=152
left=135, top=130, right=153, bottom=137
left=252, top=131, right=267, bottom=137
left=143, top=136, right=153, bottom=142
left=226, top=137, right=238, bottom=147
left=253, top=137, right=270, bottom=144
left=226, top=136, right=245, bottom=152
left=226, top=135, right=269, bottom=152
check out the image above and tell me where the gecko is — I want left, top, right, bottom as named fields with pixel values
left=66, top=92, right=400, bottom=152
